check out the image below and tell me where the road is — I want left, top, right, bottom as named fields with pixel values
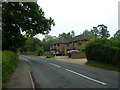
left=20, top=55, right=119, bottom=88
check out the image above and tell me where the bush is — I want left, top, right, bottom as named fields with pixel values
left=84, top=38, right=120, bottom=65
left=46, top=55, right=54, bottom=58
left=2, top=51, right=19, bottom=84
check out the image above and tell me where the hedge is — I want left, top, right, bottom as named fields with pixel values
left=84, top=38, right=120, bottom=65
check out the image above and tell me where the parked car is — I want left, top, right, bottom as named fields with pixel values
left=67, top=50, right=80, bottom=57
left=51, top=51, right=62, bottom=56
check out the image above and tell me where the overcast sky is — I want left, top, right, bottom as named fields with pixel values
left=35, top=0, right=119, bottom=40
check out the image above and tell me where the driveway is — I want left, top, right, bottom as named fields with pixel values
left=53, top=56, right=87, bottom=65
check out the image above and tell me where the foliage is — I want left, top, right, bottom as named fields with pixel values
left=97, top=24, right=110, bottom=38
left=84, top=38, right=120, bottom=65
left=20, top=37, right=43, bottom=54
left=36, top=46, right=44, bottom=56
left=91, top=27, right=100, bottom=37
left=58, top=30, right=75, bottom=39
left=46, top=55, right=54, bottom=58
left=42, top=35, right=58, bottom=51
left=82, top=24, right=110, bottom=38
left=2, top=2, right=55, bottom=51
left=86, top=60, right=120, bottom=72
left=114, top=30, right=120, bottom=39
left=83, top=29, right=92, bottom=36
left=2, top=51, right=19, bottom=85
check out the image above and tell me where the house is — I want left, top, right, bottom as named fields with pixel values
left=50, top=34, right=91, bottom=54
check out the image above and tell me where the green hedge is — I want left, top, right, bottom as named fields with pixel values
left=84, top=38, right=120, bottom=65
left=2, top=51, right=19, bottom=84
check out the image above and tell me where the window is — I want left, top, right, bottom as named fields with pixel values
left=58, top=44, right=60, bottom=47
left=66, top=43, right=69, bottom=47
left=78, top=41, right=81, bottom=45
left=72, top=42, right=74, bottom=46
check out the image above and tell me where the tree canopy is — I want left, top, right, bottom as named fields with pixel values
left=114, top=30, right=120, bottom=39
left=2, top=2, right=55, bottom=51
left=82, top=24, right=110, bottom=38
left=42, top=35, right=58, bottom=51
left=58, top=30, right=75, bottom=40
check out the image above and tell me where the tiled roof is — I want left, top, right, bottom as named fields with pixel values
left=51, top=34, right=91, bottom=45
left=51, top=38, right=68, bottom=45
left=67, top=34, right=91, bottom=43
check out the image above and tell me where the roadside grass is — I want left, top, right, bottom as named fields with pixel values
left=2, top=51, right=19, bottom=88
left=46, top=55, right=54, bottom=58
left=86, top=60, right=120, bottom=72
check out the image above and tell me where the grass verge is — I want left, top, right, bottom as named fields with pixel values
left=2, top=50, right=19, bottom=88
left=46, top=55, right=54, bottom=58
left=86, top=60, right=120, bottom=72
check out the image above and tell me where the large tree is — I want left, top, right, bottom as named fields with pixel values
left=22, top=37, right=43, bottom=52
left=42, top=35, right=58, bottom=51
left=114, top=30, right=120, bottom=39
left=97, top=24, right=110, bottom=38
left=2, top=2, right=55, bottom=51
left=58, top=30, right=75, bottom=40
left=83, top=24, right=110, bottom=38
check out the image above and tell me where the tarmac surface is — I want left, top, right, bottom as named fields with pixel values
left=20, top=55, right=119, bottom=88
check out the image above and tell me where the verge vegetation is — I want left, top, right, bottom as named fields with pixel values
left=2, top=51, right=19, bottom=87
left=84, top=38, right=120, bottom=72
left=46, top=55, right=54, bottom=58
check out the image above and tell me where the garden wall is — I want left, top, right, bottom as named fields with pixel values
left=71, top=52, right=86, bottom=59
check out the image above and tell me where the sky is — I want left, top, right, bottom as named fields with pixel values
left=35, top=0, right=119, bottom=40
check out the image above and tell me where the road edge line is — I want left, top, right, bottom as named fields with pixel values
left=26, top=63, right=35, bottom=90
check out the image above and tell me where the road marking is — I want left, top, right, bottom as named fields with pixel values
left=66, top=69, right=107, bottom=85
left=26, top=63, right=35, bottom=89
left=44, top=61, right=47, bottom=62
left=49, top=63, right=61, bottom=68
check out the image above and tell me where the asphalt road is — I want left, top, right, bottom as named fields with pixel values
left=20, top=55, right=119, bottom=88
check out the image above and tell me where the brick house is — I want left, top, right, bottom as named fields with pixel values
left=50, top=34, right=91, bottom=53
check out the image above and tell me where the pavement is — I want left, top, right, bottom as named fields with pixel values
left=5, top=59, right=35, bottom=89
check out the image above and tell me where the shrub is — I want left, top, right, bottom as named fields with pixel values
left=46, top=55, right=54, bottom=58
left=84, top=38, right=120, bottom=65
left=2, top=51, right=19, bottom=84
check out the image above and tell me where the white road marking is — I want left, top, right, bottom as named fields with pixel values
left=66, top=69, right=107, bottom=85
left=26, top=63, right=35, bottom=89
left=49, top=63, right=61, bottom=68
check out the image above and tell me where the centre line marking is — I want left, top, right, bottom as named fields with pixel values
left=66, top=69, right=107, bottom=85
left=49, top=63, right=61, bottom=68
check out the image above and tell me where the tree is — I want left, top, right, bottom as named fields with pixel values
left=84, top=24, right=110, bottom=38
left=42, top=35, right=58, bottom=51
left=90, top=27, right=100, bottom=37
left=20, top=37, right=43, bottom=53
left=83, top=29, right=92, bottom=36
left=97, top=24, right=110, bottom=38
left=114, top=30, right=120, bottom=39
left=71, top=30, right=75, bottom=37
left=2, top=2, right=55, bottom=51
left=58, top=31, right=75, bottom=39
